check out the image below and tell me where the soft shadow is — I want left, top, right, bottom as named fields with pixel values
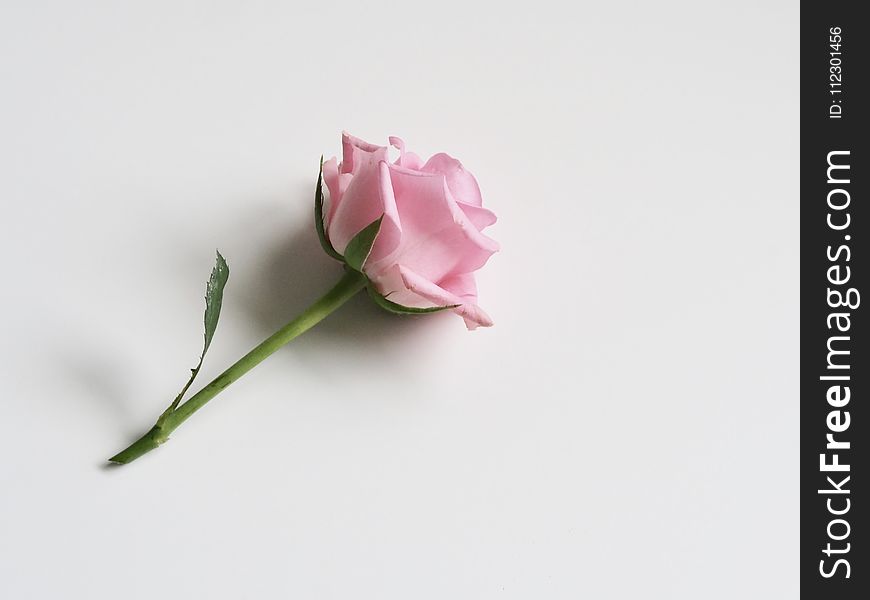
left=77, top=188, right=453, bottom=470
left=58, top=350, right=139, bottom=433
left=54, top=348, right=150, bottom=469
left=235, top=217, right=449, bottom=357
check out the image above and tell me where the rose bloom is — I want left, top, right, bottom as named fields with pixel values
left=322, top=132, right=499, bottom=329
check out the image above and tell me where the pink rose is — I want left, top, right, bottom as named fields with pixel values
left=109, top=132, right=502, bottom=465
left=319, top=132, right=499, bottom=329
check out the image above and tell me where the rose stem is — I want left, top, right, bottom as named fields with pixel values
left=108, top=269, right=367, bottom=465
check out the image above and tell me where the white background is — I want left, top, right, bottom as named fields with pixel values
left=0, top=1, right=798, bottom=598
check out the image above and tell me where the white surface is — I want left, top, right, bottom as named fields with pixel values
left=0, top=1, right=798, bottom=598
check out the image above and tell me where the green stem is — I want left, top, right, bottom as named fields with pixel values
left=109, top=269, right=367, bottom=465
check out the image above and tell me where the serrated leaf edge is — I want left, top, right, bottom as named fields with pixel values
left=158, top=251, right=229, bottom=424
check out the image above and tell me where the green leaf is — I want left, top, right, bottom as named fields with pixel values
left=343, top=216, right=383, bottom=272
left=315, top=157, right=344, bottom=261
left=158, top=251, right=229, bottom=423
left=367, top=286, right=459, bottom=314
left=202, top=251, right=229, bottom=354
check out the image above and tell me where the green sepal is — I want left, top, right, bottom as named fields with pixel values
left=344, top=216, right=383, bottom=272
left=158, top=251, right=229, bottom=424
left=367, top=286, right=459, bottom=314
left=315, top=157, right=344, bottom=262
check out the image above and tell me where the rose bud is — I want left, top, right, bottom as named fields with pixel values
left=318, top=132, right=499, bottom=329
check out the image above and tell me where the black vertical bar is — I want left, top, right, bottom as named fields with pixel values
left=802, top=4, right=867, bottom=597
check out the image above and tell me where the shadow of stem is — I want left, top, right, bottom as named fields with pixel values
left=234, top=218, right=449, bottom=358
left=96, top=193, right=454, bottom=467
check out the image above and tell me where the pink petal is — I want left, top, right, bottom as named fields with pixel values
left=370, top=163, right=498, bottom=284
left=367, top=263, right=426, bottom=307
left=438, top=272, right=478, bottom=302
left=397, top=151, right=424, bottom=170
left=328, top=134, right=401, bottom=257
left=388, top=136, right=404, bottom=151
left=368, top=161, right=401, bottom=263
left=422, top=153, right=483, bottom=206
left=341, top=131, right=388, bottom=174
left=456, top=201, right=497, bottom=231
left=390, top=136, right=424, bottom=170
left=368, top=264, right=492, bottom=329
left=398, top=265, right=493, bottom=329
left=322, top=157, right=352, bottom=225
